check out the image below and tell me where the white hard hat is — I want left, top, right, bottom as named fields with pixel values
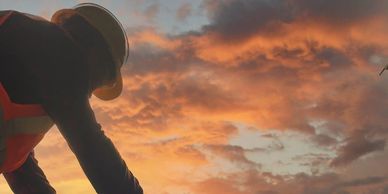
left=52, top=3, right=129, bottom=100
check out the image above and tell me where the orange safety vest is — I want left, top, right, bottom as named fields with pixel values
left=0, top=83, right=53, bottom=173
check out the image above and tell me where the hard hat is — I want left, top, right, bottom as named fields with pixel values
left=52, top=3, right=129, bottom=100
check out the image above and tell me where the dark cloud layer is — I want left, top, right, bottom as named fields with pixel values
left=201, top=0, right=388, bottom=41
left=202, top=0, right=293, bottom=40
left=331, top=132, right=386, bottom=167
left=294, top=0, right=388, bottom=24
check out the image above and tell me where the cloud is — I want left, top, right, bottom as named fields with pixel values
left=119, top=0, right=388, bottom=168
left=191, top=170, right=388, bottom=194
left=201, top=0, right=293, bottom=41
left=335, top=176, right=388, bottom=188
left=143, top=3, right=160, bottom=22
left=107, top=0, right=388, bottom=191
left=176, top=2, right=192, bottom=22
left=203, top=144, right=261, bottom=169
left=200, top=0, right=388, bottom=42
left=330, top=131, right=386, bottom=167
left=293, top=0, right=388, bottom=25
left=311, top=134, right=338, bottom=146
left=191, top=169, right=276, bottom=194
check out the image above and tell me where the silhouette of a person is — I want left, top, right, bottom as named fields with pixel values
left=0, top=3, right=143, bottom=194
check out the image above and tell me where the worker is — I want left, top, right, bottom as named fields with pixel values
left=0, top=3, right=143, bottom=194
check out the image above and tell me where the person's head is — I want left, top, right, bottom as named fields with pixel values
left=51, top=3, right=128, bottom=100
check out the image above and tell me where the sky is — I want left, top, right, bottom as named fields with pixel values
left=1, top=0, right=388, bottom=193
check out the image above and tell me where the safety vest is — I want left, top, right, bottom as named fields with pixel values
left=0, top=83, right=54, bottom=173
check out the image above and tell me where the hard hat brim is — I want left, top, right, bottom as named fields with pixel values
left=92, top=70, right=123, bottom=101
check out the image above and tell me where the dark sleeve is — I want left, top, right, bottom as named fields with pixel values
left=0, top=11, right=11, bottom=25
left=41, top=94, right=143, bottom=194
left=3, top=151, right=56, bottom=194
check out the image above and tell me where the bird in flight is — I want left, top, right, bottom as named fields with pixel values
left=379, top=64, right=388, bottom=76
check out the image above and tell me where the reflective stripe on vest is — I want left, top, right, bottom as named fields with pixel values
left=0, top=83, right=54, bottom=173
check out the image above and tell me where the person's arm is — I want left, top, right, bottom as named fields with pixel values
left=1, top=10, right=142, bottom=193
left=3, top=151, right=56, bottom=194
left=41, top=93, right=143, bottom=194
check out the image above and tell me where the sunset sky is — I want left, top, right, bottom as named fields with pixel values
left=2, top=0, right=388, bottom=193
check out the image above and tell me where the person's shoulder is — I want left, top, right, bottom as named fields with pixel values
left=0, top=10, right=53, bottom=33
left=0, top=10, right=18, bottom=25
left=0, top=10, right=47, bottom=20
left=0, top=10, right=18, bottom=17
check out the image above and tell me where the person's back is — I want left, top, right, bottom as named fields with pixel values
left=0, top=5, right=143, bottom=194
left=0, top=10, right=87, bottom=105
